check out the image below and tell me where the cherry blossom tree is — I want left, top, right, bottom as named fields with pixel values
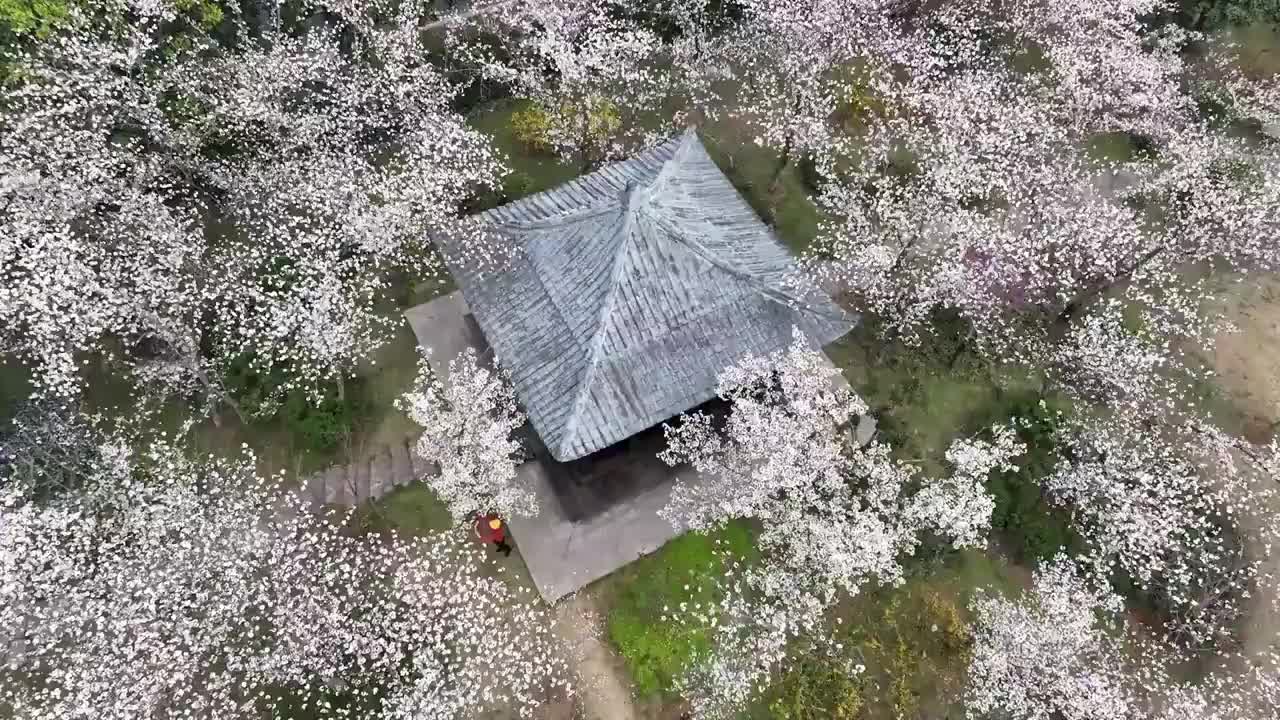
left=1044, top=409, right=1280, bottom=649
left=0, top=3, right=209, bottom=402
left=658, top=329, right=1023, bottom=715
left=968, top=555, right=1155, bottom=720
left=802, top=0, right=1272, bottom=342
left=0, top=433, right=571, bottom=719
left=0, top=398, right=103, bottom=500
left=398, top=347, right=535, bottom=524
left=1, top=0, right=503, bottom=414
left=968, top=554, right=1280, bottom=720
left=455, top=0, right=670, bottom=171
left=711, top=0, right=903, bottom=192
left=797, top=13, right=1279, bottom=658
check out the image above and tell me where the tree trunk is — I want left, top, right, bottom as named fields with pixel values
left=885, top=236, right=919, bottom=281
left=579, top=104, right=594, bottom=174
left=194, top=364, right=248, bottom=425
left=767, top=130, right=795, bottom=196
left=1052, top=245, right=1166, bottom=333
left=946, top=328, right=972, bottom=370
left=335, top=373, right=346, bottom=403
left=767, top=91, right=805, bottom=197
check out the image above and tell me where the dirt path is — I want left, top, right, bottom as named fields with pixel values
left=1212, top=276, right=1280, bottom=699
left=1214, top=278, right=1280, bottom=439
left=554, top=593, right=640, bottom=720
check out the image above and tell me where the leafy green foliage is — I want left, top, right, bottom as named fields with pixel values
left=222, top=354, right=368, bottom=460
left=983, top=394, right=1081, bottom=565
left=796, top=152, right=826, bottom=195
left=510, top=105, right=554, bottom=153
left=1180, top=0, right=1280, bottom=30
left=603, top=521, right=757, bottom=699
left=749, top=551, right=1022, bottom=720
left=1085, top=131, right=1159, bottom=165
left=825, top=313, right=1080, bottom=569
left=766, top=653, right=867, bottom=720
left=281, top=383, right=365, bottom=455
left=0, top=0, right=68, bottom=38
left=466, top=99, right=579, bottom=192
left=172, top=0, right=223, bottom=31
left=826, top=313, right=1015, bottom=469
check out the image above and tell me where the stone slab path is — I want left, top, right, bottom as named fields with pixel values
left=301, top=435, right=427, bottom=511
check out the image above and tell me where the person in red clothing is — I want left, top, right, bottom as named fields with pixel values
left=474, top=512, right=513, bottom=557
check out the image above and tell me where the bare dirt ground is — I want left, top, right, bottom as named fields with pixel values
left=554, top=593, right=641, bottom=720
left=1214, top=278, right=1280, bottom=441
left=550, top=591, right=693, bottom=720
left=1212, top=276, right=1280, bottom=691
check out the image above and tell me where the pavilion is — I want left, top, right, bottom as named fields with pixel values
left=410, top=128, right=857, bottom=601
left=446, top=128, right=855, bottom=462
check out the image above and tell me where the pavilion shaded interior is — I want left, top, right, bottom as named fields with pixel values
left=515, top=395, right=732, bottom=522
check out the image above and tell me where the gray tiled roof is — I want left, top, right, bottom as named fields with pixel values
left=448, top=129, right=856, bottom=461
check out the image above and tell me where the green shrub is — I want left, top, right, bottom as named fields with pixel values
left=767, top=654, right=866, bottom=720
left=605, top=521, right=756, bottom=698
left=984, top=393, right=1082, bottom=564
left=577, top=97, right=622, bottom=145
left=510, top=105, right=553, bottom=153
left=796, top=153, right=825, bottom=195
left=222, top=354, right=285, bottom=419
left=502, top=170, right=535, bottom=200
left=0, top=0, right=68, bottom=38
left=281, top=382, right=365, bottom=455
left=222, top=354, right=366, bottom=457
left=750, top=552, right=1011, bottom=720
left=172, top=0, right=223, bottom=31
left=1180, top=0, right=1280, bottom=30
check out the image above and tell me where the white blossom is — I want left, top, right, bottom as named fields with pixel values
left=1, top=0, right=504, bottom=411
left=660, top=329, right=1022, bottom=716
left=1046, top=410, right=1280, bottom=649
left=0, top=435, right=570, bottom=719
left=967, top=556, right=1138, bottom=720
left=398, top=348, right=534, bottom=524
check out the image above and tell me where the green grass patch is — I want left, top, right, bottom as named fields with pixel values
left=983, top=394, right=1084, bottom=565
left=701, top=131, right=824, bottom=254
left=0, top=360, right=32, bottom=426
left=1085, top=131, right=1158, bottom=166
left=353, top=482, right=454, bottom=537
left=1086, top=132, right=1139, bottom=165
left=823, top=315, right=1077, bottom=566
left=823, top=319, right=1029, bottom=472
left=596, top=520, right=757, bottom=700
left=748, top=550, right=1026, bottom=720
left=467, top=98, right=581, bottom=203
